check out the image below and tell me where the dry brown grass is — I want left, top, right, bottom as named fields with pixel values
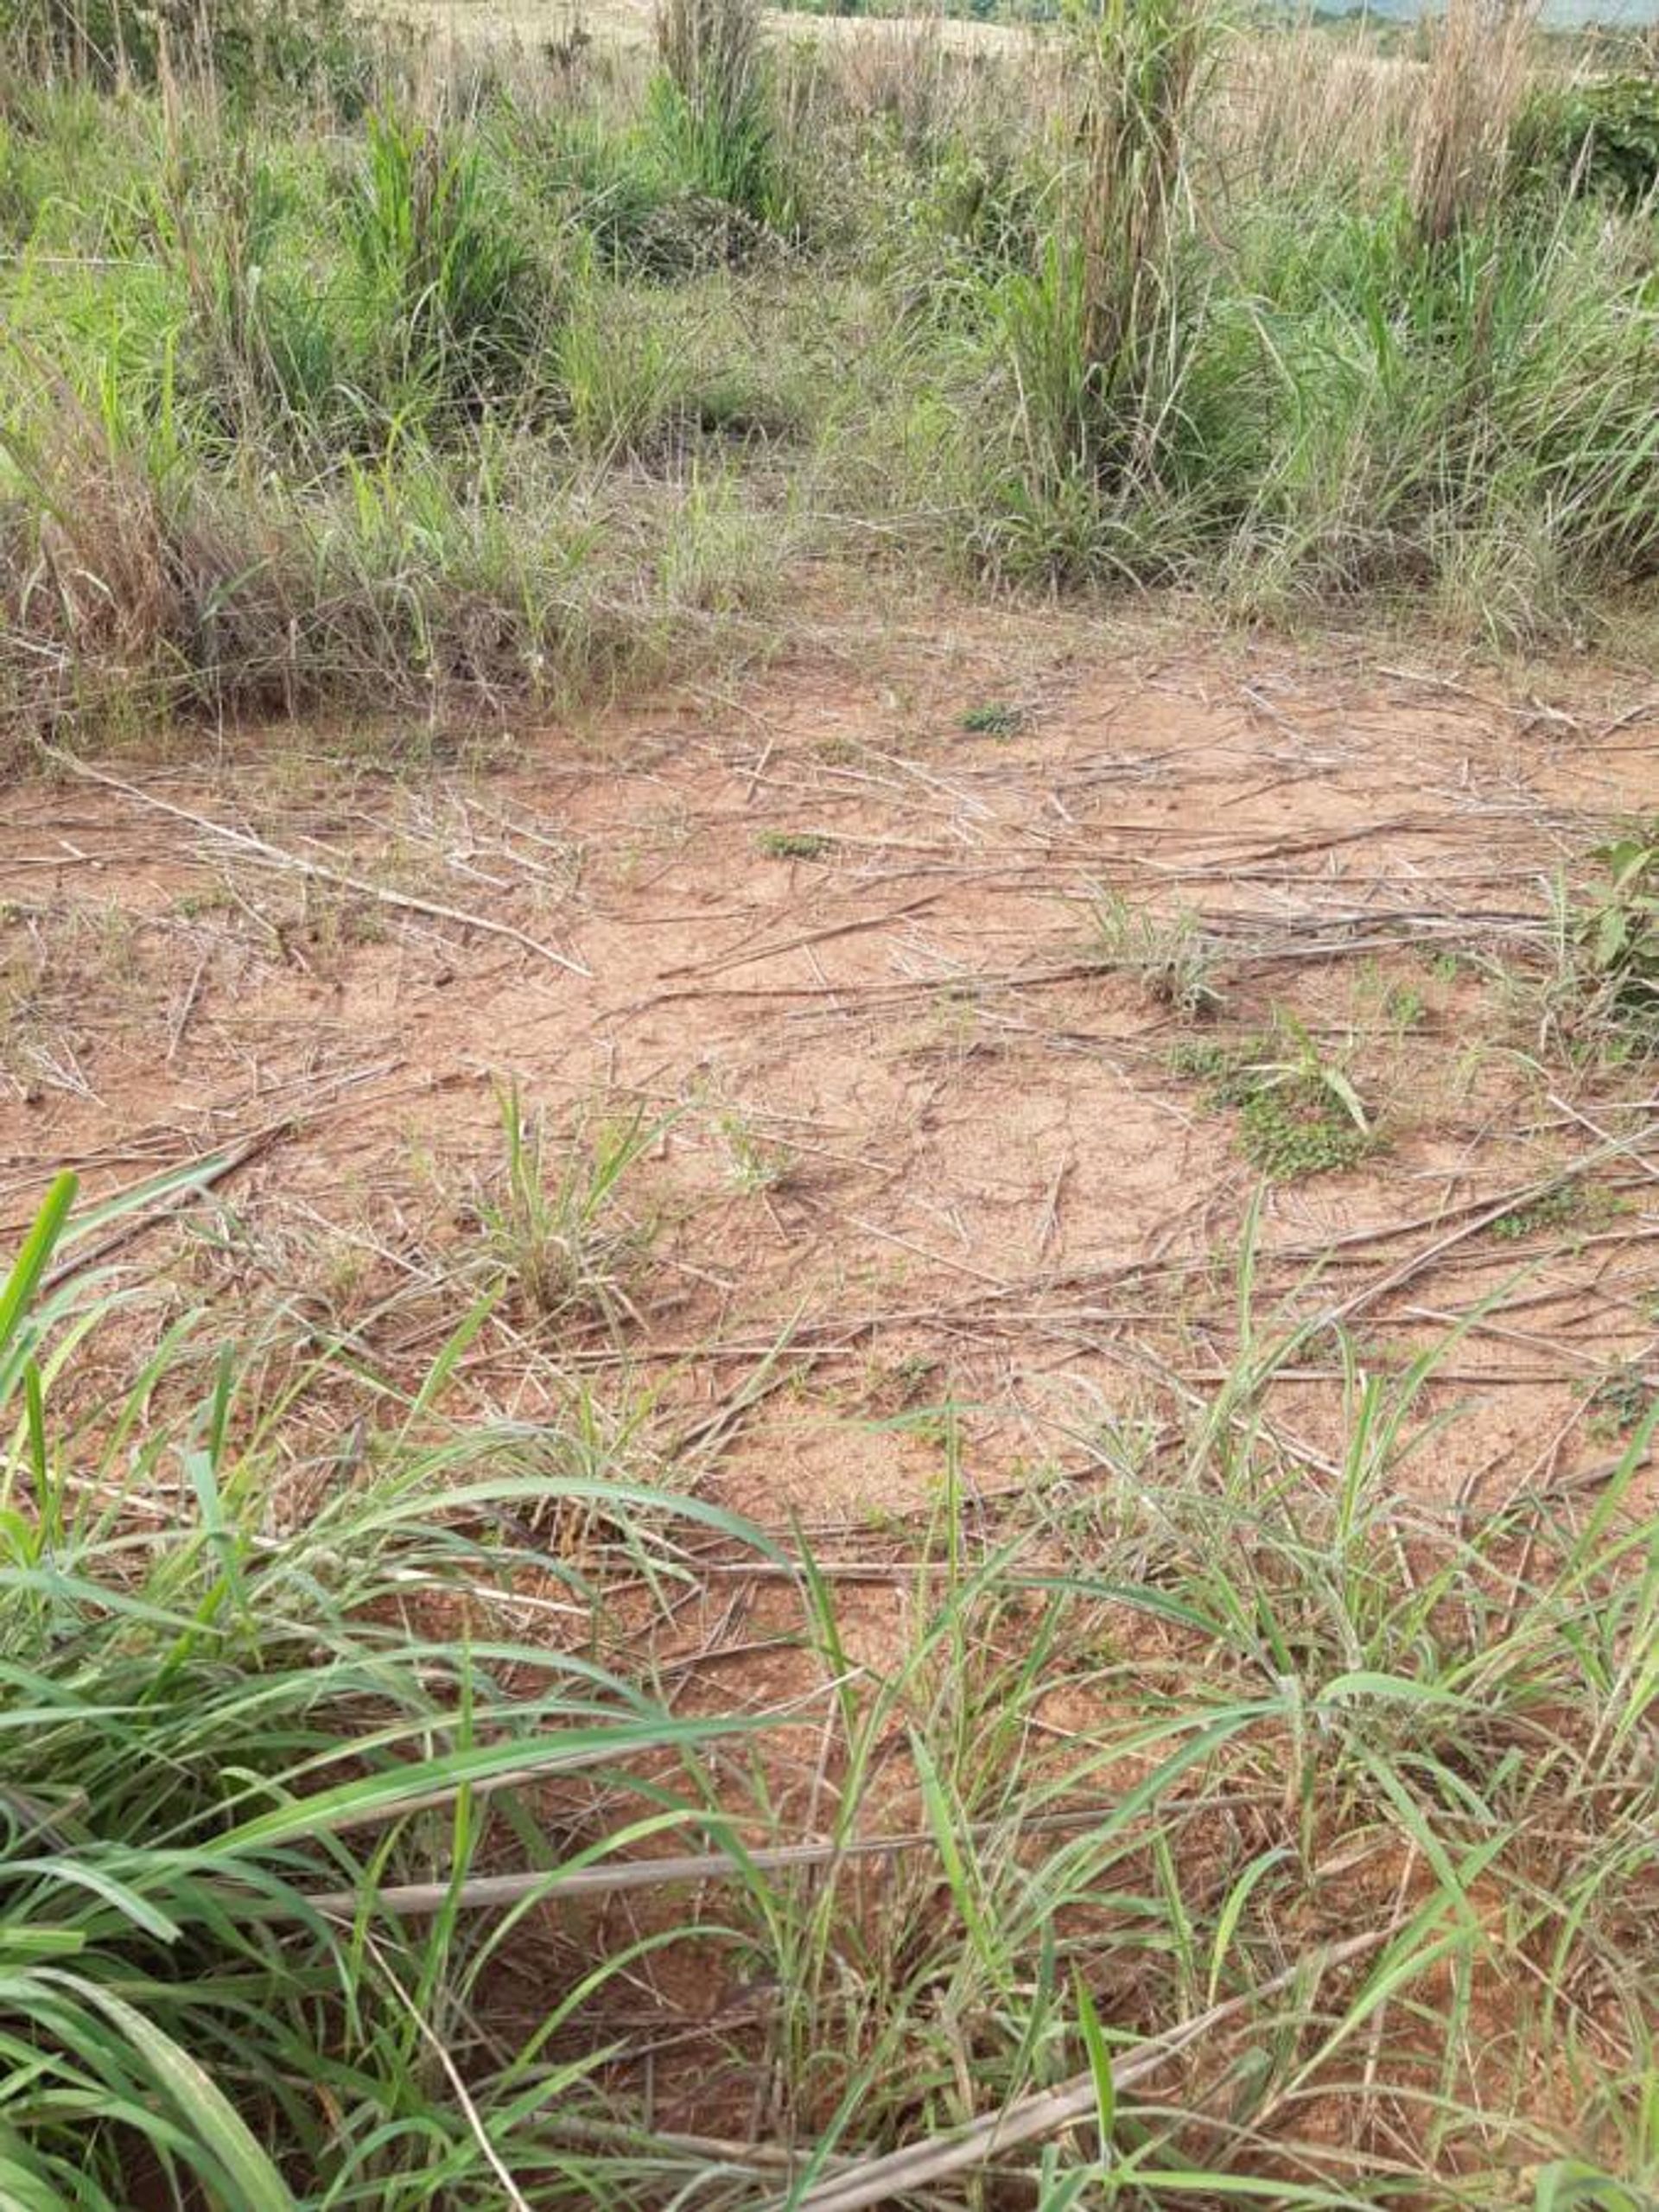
left=1213, top=22, right=1424, bottom=194
left=1411, top=0, right=1541, bottom=245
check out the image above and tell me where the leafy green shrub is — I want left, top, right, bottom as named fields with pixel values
left=1514, top=74, right=1659, bottom=205
left=1572, top=829, right=1659, bottom=1033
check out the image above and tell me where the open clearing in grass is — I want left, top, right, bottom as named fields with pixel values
left=4, top=598, right=1658, bottom=2200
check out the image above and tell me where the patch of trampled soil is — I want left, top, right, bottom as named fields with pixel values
left=6, top=608, right=1656, bottom=1532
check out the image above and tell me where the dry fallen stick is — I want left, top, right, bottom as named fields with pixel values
left=771, top=1929, right=1391, bottom=2212
left=38, top=1122, right=290, bottom=1294
left=41, top=747, right=591, bottom=980
left=660, top=891, right=944, bottom=980
left=1317, top=1126, right=1659, bottom=1332
left=264, top=1803, right=1127, bottom=1923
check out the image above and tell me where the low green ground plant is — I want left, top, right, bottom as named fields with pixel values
left=1173, top=1018, right=1377, bottom=1179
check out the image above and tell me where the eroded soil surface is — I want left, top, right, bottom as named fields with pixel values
left=10, top=601, right=1659, bottom=2142
left=8, top=607, right=1657, bottom=1522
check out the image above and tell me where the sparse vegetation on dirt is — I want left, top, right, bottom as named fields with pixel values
left=3, top=0, right=1659, bottom=2207
left=1173, top=1025, right=1377, bottom=1179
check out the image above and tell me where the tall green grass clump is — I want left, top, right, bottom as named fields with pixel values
left=0, top=1172, right=792, bottom=2204
left=349, top=105, right=561, bottom=417
left=981, top=0, right=1215, bottom=578
left=652, top=0, right=779, bottom=221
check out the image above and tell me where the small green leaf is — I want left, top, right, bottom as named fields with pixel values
left=1073, top=1972, right=1116, bottom=2154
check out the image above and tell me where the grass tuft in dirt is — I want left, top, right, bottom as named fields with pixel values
left=4, top=1167, right=1656, bottom=2202
left=470, top=1084, right=664, bottom=1331
left=1088, top=885, right=1223, bottom=1016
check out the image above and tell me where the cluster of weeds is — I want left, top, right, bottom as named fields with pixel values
left=1569, top=827, right=1659, bottom=1038
left=1491, top=1176, right=1592, bottom=1243
left=652, top=0, right=782, bottom=223
left=7, top=2, right=1659, bottom=734
left=1586, top=1359, right=1652, bottom=1440
left=959, top=699, right=1025, bottom=737
left=0, top=1169, right=788, bottom=2204
left=715, top=1105, right=798, bottom=1192
left=1173, top=1016, right=1377, bottom=1179
left=1089, top=886, right=1223, bottom=1017
left=3, top=1141, right=1658, bottom=2203
left=469, top=1084, right=664, bottom=1331
left=348, top=106, right=560, bottom=414
left=756, top=827, right=834, bottom=861
left=1236, top=1077, right=1373, bottom=1179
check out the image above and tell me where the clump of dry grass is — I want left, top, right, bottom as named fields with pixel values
left=1214, top=21, right=1422, bottom=194
left=656, top=0, right=760, bottom=122
left=1410, top=0, right=1540, bottom=244
left=1077, top=0, right=1209, bottom=428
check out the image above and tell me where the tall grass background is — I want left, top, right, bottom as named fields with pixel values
left=1, top=0, right=1657, bottom=743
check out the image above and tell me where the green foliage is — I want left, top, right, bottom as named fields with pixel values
left=1173, top=1019, right=1376, bottom=1179
left=1586, top=1359, right=1651, bottom=1440
left=1237, top=1074, right=1374, bottom=1179
left=0, top=0, right=372, bottom=108
left=472, top=1085, right=664, bottom=1329
left=1573, top=829, right=1659, bottom=1033
left=1515, top=74, right=1659, bottom=205
left=0, top=1167, right=1656, bottom=2199
left=959, top=700, right=1025, bottom=735
left=652, top=0, right=781, bottom=222
left=0, top=1173, right=782, bottom=2203
left=1492, top=1179, right=1587, bottom=1242
left=1089, top=886, right=1223, bottom=1016
left=757, top=827, right=834, bottom=859
left=3, top=13, right=1659, bottom=720
left=348, top=109, right=558, bottom=410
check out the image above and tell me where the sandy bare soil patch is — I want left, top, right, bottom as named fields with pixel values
left=6, top=602, right=1657, bottom=1529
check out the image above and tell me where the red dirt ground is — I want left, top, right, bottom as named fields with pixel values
left=4, top=603, right=1657, bottom=1530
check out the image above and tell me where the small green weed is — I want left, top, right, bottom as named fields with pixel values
left=716, top=1108, right=797, bottom=1193
left=1089, top=886, right=1222, bottom=1017
left=1173, top=1016, right=1376, bottom=1180
left=757, top=829, right=834, bottom=861
left=1492, top=1180, right=1586, bottom=1243
left=472, top=1084, right=663, bottom=1329
left=1586, top=1361, right=1652, bottom=1441
left=1238, top=1078, right=1372, bottom=1179
left=1571, top=829, right=1659, bottom=1037
left=1381, top=981, right=1426, bottom=1029
left=1169, top=1035, right=1243, bottom=1091
left=959, top=701, right=1026, bottom=737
